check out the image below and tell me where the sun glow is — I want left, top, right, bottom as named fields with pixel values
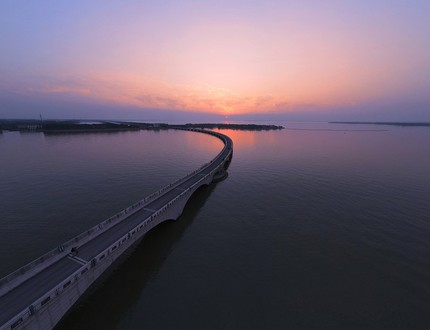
left=2, top=1, right=430, bottom=119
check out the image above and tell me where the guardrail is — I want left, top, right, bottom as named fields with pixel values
left=0, top=128, right=232, bottom=296
left=1, top=128, right=233, bottom=330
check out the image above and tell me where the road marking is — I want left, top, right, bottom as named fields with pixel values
left=143, top=207, right=157, bottom=212
left=68, top=255, right=88, bottom=266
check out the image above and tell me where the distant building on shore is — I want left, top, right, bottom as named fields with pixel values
left=17, top=124, right=42, bottom=131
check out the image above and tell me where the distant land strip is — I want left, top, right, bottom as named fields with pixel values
left=0, top=119, right=284, bottom=133
left=284, top=127, right=387, bottom=132
left=330, top=121, right=430, bottom=127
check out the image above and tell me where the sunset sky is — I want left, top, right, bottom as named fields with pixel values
left=1, top=0, right=430, bottom=121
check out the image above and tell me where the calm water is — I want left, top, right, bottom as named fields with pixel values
left=1, top=123, right=430, bottom=329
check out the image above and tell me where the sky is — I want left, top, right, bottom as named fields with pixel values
left=1, top=0, right=430, bottom=122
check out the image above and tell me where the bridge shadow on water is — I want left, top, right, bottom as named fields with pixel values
left=56, top=183, right=219, bottom=330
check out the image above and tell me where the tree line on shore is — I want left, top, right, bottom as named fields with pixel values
left=0, top=119, right=284, bottom=132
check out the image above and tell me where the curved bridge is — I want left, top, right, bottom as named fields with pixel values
left=0, top=129, right=233, bottom=330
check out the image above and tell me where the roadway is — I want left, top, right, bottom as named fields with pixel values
left=0, top=130, right=232, bottom=327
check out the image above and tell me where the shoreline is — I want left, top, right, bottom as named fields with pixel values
left=0, top=119, right=284, bottom=133
left=330, top=121, right=430, bottom=127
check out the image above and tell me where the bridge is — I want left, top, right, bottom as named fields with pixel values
left=0, top=129, right=233, bottom=330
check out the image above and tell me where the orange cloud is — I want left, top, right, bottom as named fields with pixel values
left=31, top=72, right=353, bottom=116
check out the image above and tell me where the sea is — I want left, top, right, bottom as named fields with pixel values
left=0, top=122, right=429, bottom=329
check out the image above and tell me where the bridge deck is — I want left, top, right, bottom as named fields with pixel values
left=0, top=130, right=232, bottom=327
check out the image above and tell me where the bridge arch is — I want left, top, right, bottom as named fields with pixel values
left=0, top=129, right=233, bottom=330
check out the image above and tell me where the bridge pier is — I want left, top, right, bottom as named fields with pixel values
left=0, top=129, right=233, bottom=330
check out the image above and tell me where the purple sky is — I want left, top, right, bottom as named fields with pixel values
left=1, top=0, right=430, bottom=122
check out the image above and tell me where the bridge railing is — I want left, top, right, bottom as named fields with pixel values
left=1, top=129, right=233, bottom=329
left=0, top=128, right=232, bottom=296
